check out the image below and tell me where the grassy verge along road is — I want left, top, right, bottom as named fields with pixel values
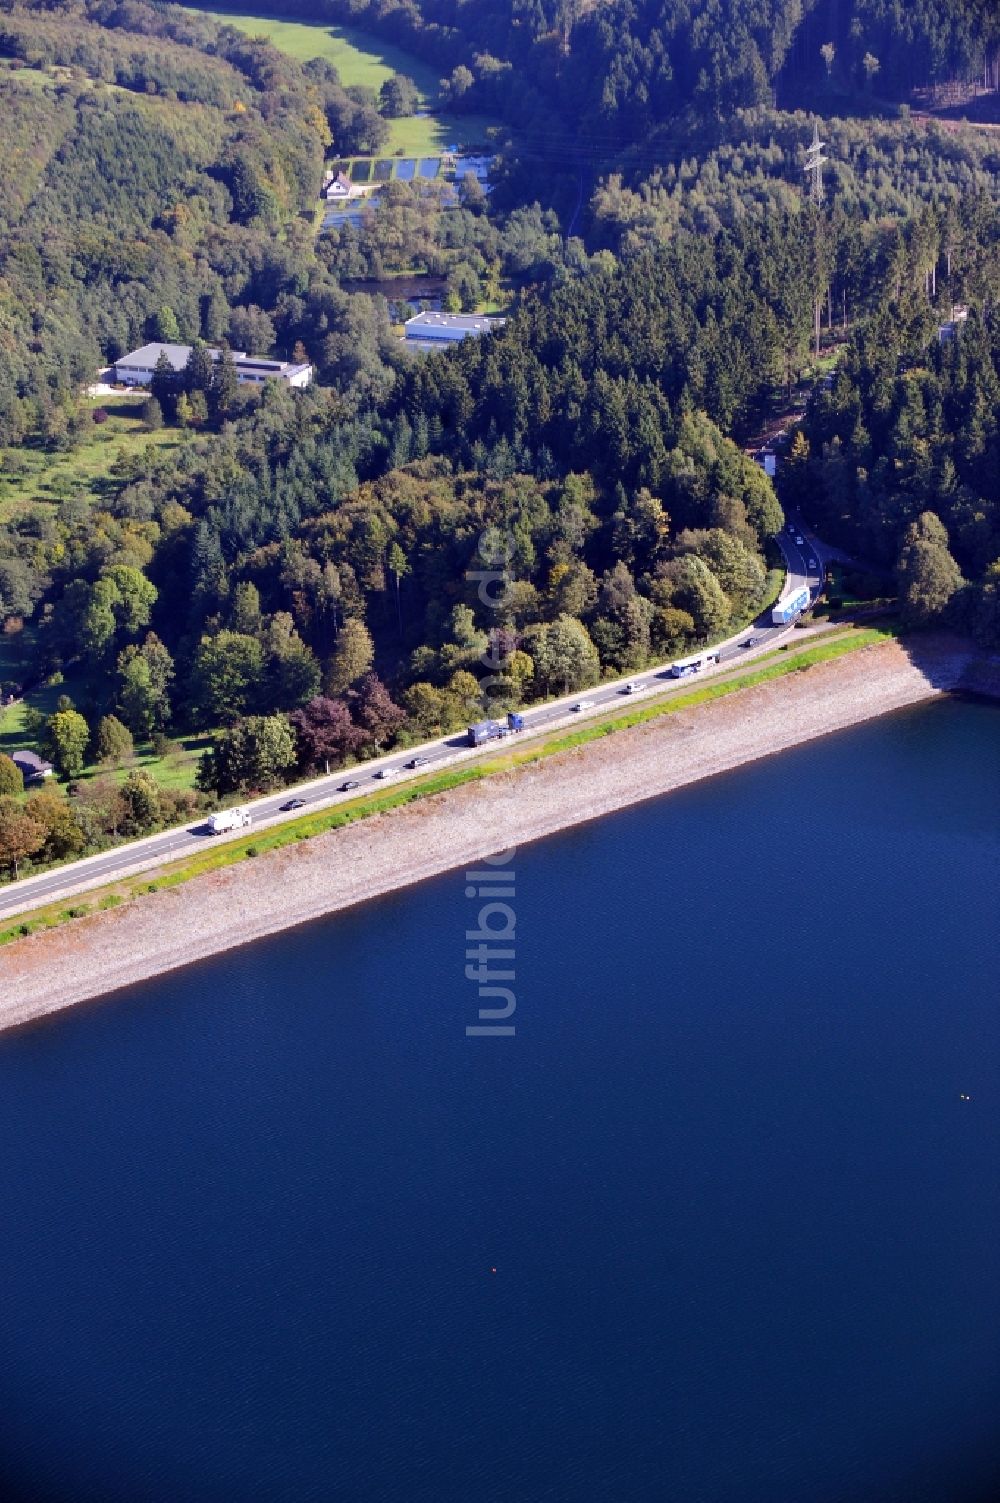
left=0, top=624, right=897, bottom=946
left=1, top=522, right=823, bottom=917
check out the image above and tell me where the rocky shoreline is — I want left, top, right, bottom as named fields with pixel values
left=0, top=634, right=989, bottom=1034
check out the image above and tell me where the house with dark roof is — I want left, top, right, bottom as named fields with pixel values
left=12, top=749, right=53, bottom=783
left=324, top=172, right=353, bottom=200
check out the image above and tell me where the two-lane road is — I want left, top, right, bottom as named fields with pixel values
left=0, top=523, right=827, bottom=921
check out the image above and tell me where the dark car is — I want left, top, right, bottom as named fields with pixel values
left=339, top=779, right=360, bottom=792
left=280, top=797, right=306, bottom=812
left=741, top=636, right=757, bottom=649
left=407, top=755, right=431, bottom=769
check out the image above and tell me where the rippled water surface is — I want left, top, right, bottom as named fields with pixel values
left=0, top=699, right=998, bottom=1502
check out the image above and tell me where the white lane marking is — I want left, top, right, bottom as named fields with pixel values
left=5, top=541, right=815, bottom=911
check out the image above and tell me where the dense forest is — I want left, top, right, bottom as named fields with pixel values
left=0, top=0, right=394, bottom=440
left=781, top=298, right=1000, bottom=634
left=1, top=0, right=1000, bottom=881
left=592, top=108, right=1000, bottom=251
left=217, top=0, right=1000, bottom=159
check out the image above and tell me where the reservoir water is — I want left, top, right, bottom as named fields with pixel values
left=0, top=699, right=998, bottom=1503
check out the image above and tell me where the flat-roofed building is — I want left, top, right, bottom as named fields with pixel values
left=231, top=356, right=312, bottom=388
left=403, top=312, right=506, bottom=350
left=114, top=343, right=218, bottom=384
left=113, top=344, right=312, bottom=388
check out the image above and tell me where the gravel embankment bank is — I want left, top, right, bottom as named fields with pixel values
left=0, top=635, right=986, bottom=1032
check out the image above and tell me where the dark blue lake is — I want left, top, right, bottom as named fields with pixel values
left=0, top=699, right=998, bottom=1503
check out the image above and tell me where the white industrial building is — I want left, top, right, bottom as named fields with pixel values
left=403, top=312, right=506, bottom=350
left=113, top=343, right=312, bottom=389
left=229, top=355, right=313, bottom=388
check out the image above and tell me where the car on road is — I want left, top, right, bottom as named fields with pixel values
left=741, top=636, right=757, bottom=648
left=795, top=535, right=805, bottom=545
left=619, top=681, right=641, bottom=695
left=373, top=767, right=396, bottom=780
left=280, top=798, right=306, bottom=812
left=407, top=755, right=430, bottom=769
left=339, top=779, right=360, bottom=792
left=809, top=558, right=817, bottom=570
left=572, top=700, right=593, bottom=711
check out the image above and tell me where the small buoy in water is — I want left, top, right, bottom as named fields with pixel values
left=960, top=1093, right=971, bottom=1101
left=491, top=1267, right=497, bottom=1274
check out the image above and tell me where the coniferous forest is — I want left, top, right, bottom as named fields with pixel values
left=0, top=0, right=999, bottom=877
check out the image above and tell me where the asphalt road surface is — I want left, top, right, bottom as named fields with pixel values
left=0, top=519, right=827, bottom=920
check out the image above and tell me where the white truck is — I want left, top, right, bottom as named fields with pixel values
left=207, top=806, right=252, bottom=835
left=669, top=651, right=720, bottom=678
left=771, top=584, right=810, bottom=626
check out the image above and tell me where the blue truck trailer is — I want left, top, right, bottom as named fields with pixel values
left=467, top=712, right=524, bottom=747
left=771, top=584, right=810, bottom=626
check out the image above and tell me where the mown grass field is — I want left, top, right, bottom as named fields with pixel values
left=191, top=7, right=499, bottom=153
left=121, top=735, right=211, bottom=792
left=0, top=396, right=182, bottom=523
left=0, top=620, right=207, bottom=795
left=194, top=7, right=441, bottom=94
left=0, top=670, right=209, bottom=793
left=383, top=112, right=497, bottom=156
left=0, top=688, right=209, bottom=795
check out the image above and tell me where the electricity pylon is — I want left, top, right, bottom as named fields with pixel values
left=804, top=123, right=827, bottom=206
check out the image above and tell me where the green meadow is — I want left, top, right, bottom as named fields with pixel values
left=195, top=7, right=442, bottom=94
left=191, top=7, right=499, bottom=153
left=0, top=395, right=182, bottom=525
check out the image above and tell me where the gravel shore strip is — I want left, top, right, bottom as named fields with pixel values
left=0, top=636, right=978, bottom=1033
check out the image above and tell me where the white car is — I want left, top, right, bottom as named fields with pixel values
left=795, top=535, right=805, bottom=545
left=571, top=700, right=593, bottom=712
left=809, top=558, right=817, bottom=570
left=373, top=767, right=396, bottom=780
left=620, top=681, right=643, bottom=695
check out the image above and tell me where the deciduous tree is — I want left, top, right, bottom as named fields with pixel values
left=0, top=754, right=23, bottom=796
left=349, top=673, right=406, bottom=752
left=0, top=796, right=45, bottom=878
left=96, top=714, right=134, bottom=767
left=198, top=715, right=297, bottom=794
left=527, top=614, right=601, bottom=695
left=262, top=612, right=321, bottom=711
left=117, top=634, right=174, bottom=735
left=896, top=513, right=963, bottom=626
left=289, top=696, right=362, bottom=773
left=378, top=74, right=419, bottom=118
left=25, top=788, right=86, bottom=860
left=192, top=631, right=264, bottom=722
left=325, top=618, right=374, bottom=695
left=118, top=771, right=162, bottom=834
left=45, top=709, right=90, bottom=779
